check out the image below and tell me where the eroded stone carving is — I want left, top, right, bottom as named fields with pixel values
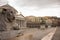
left=0, top=8, right=15, bottom=31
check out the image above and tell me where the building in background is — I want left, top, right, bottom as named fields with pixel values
left=15, top=13, right=26, bottom=29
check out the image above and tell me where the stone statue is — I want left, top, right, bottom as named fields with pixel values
left=0, top=8, right=15, bottom=31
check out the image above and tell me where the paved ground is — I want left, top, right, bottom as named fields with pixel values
left=32, top=27, right=56, bottom=40
left=41, top=27, right=56, bottom=40
left=0, top=30, right=24, bottom=40
left=52, top=27, right=60, bottom=40
left=13, top=27, right=56, bottom=40
left=3, top=27, right=56, bottom=40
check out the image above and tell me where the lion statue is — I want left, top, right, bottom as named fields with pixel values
left=0, top=8, right=18, bottom=31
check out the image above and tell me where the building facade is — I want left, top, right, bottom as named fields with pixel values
left=15, top=13, right=26, bottom=29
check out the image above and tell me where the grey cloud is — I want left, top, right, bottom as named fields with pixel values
left=15, top=0, right=59, bottom=7
left=0, top=0, right=7, bottom=6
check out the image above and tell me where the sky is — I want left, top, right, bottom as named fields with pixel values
left=0, top=0, right=60, bottom=17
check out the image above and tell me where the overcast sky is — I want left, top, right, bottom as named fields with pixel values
left=0, top=0, right=60, bottom=17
